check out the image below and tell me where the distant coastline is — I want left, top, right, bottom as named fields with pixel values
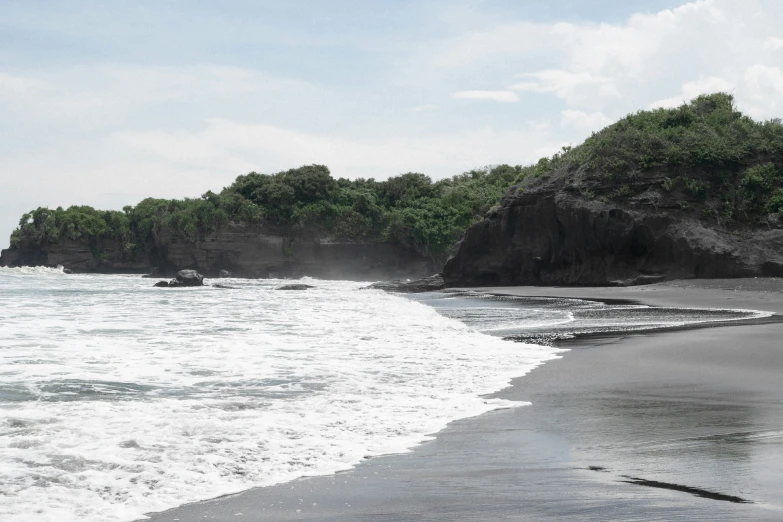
left=4, top=94, right=783, bottom=289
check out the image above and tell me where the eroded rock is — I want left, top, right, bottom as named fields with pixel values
left=153, top=269, right=205, bottom=288
left=366, top=274, right=445, bottom=293
left=275, top=284, right=314, bottom=290
left=442, top=175, right=783, bottom=287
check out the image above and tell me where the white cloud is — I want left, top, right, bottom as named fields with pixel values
left=743, top=64, right=783, bottom=117
left=407, top=104, right=440, bottom=112
left=560, top=110, right=613, bottom=131
left=453, top=90, right=519, bottom=103
left=110, top=118, right=559, bottom=179
left=744, top=65, right=783, bottom=92
left=0, top=65, right=311, bottom=128
left=431, top=0, right=783, bottom=117
left=649, top=76, right=736, bottom=109
left=764, top=36, right=783, bottom=50
left=431, top=21, right=545, bottom=69
left=510, top=70, right=619, bottom=106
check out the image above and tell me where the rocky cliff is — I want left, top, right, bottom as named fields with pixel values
left=0, top=223, right=436, bottom=281
left=442, top=171, right=783, bottom=287
left=441, top=94, right=783, bottom=287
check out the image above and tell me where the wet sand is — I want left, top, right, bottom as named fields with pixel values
left=144, top=279, right=783, bottom=521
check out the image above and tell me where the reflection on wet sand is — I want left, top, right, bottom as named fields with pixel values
left=563, top=384, right=766, bottom=504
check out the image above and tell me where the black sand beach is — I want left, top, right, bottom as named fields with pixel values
left=144, top=279, right=783, bottom=521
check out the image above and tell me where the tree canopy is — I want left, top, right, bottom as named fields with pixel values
left=10, top=164, right=525, bottom=264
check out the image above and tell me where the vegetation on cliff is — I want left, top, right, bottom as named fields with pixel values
left=9, top=93, right=783, bottom=265
left=10, top=164, right=524, bottom=263
left=524, top=93, right=783, bottom=223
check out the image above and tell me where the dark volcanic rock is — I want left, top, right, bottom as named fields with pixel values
left=276, top=284, right=314, bottom=290
left=149, top=224, right=435, bottom=281
left=0, top=239, right=152, bottom=273
left=609, top=274, right=668, bottom=287
left=172, top=269, right=204, bottom=286
left=154, top=269, right=204, bottom=288
left=443, top=175, right=783, bottom=287
left=1, top=223, right=436, bottom=281
left=366, top=274, right=445, bottom=293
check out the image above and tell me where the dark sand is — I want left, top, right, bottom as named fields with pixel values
left=144, top=279, right=783, bottom=521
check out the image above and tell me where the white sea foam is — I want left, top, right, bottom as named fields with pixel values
left=1, top=269, right=771, bottom=521
left=0, top=270, right=562, bottom=522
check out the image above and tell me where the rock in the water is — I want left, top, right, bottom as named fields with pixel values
left=366, top=274, right=445, bottom=293
left=609, top=274, right=668, bottom=287
left=153, top=270, right=204, bottom=288
left=173, top=269, right=204, bottom=286
left=276, top=284, right=315, bottom=290
left=218, top=269, right=232, bottom=278
left=211, top=283, right=238, bottom=289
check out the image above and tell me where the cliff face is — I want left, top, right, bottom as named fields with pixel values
left=0, top=223, right=436, bottom=281
left=0, top=237, right=153, bottom=273
left=443, top=174, right=783, bottom=287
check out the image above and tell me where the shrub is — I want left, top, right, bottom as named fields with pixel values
left=766, top=188, right=783, bottom=214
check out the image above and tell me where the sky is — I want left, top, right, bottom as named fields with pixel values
left=1, top=0, right=783, bottom=247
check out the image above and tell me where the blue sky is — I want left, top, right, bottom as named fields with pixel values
left=1, top=0, right=783, bottom=247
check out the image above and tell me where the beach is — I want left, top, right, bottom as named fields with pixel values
left=144, top=279, right=783, bottom=521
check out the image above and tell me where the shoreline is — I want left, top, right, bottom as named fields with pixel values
left=143, top=278, right=783, bottom=521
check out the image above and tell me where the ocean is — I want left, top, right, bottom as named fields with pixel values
left=0, top=267, right=768, bottom=521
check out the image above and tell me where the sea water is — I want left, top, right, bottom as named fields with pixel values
left=0, top=268, right=769, bottom=521
left=411, top=290, right=768, bottom=343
